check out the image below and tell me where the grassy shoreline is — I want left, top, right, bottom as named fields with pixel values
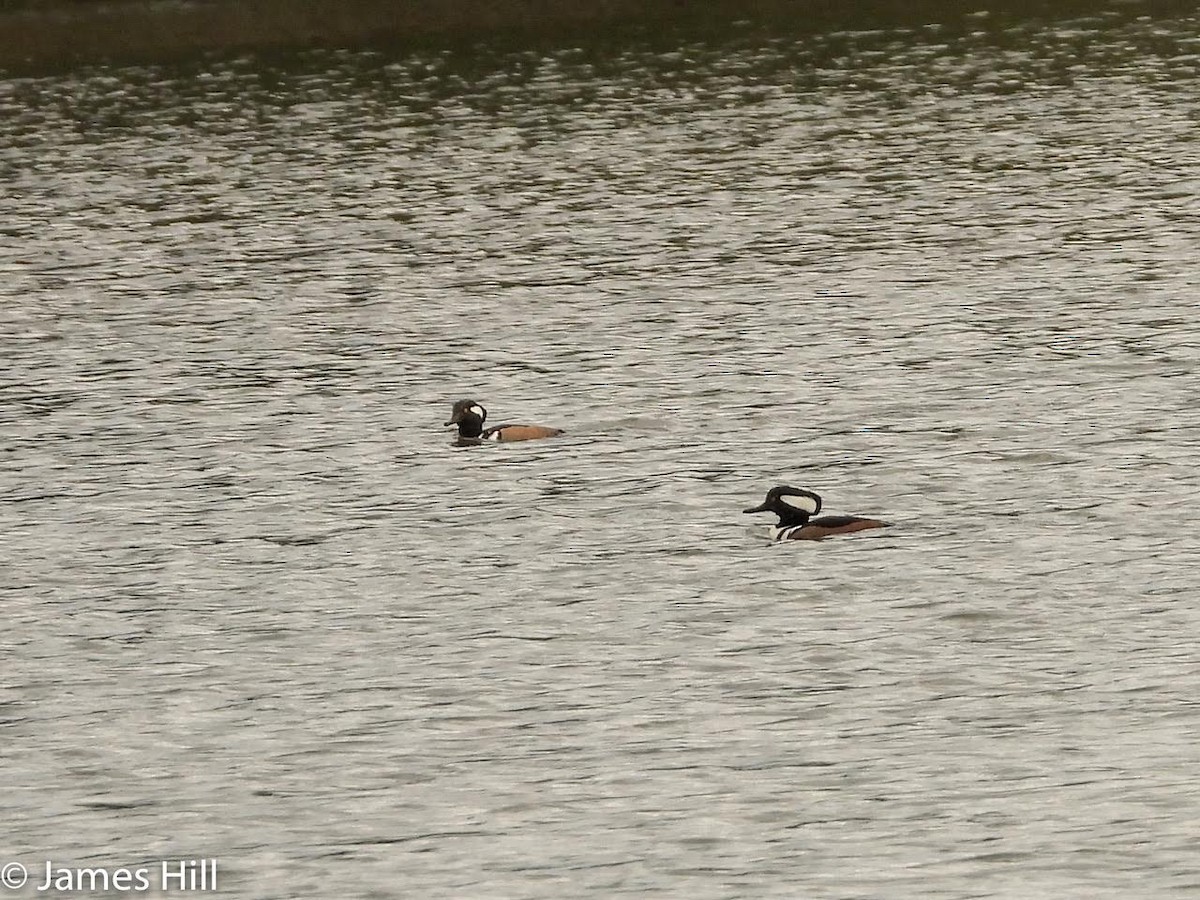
left=0, top=0, right=1175, bottom=74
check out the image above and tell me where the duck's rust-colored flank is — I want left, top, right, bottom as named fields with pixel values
left=487, top=424, right=564, bottom=442
left=782, top=518, right=890, bottom=541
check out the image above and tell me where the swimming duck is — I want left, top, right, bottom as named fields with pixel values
left=744, top=486, right=890, bottom=541
left=445, top=399, right=564, bottom=445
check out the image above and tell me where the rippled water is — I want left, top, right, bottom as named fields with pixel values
left=3, top=7, right=1200, bottom=898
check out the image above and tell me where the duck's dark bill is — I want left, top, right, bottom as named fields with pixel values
left=743, top=502, right=771, bottom=513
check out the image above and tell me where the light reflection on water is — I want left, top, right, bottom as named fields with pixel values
left=3, top=8, right=1200, bottom=898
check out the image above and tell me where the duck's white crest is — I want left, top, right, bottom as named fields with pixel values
left=779, top=493, right=819, bottom=515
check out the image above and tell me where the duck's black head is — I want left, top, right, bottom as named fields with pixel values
left=743, top=486, right=823, bottom=527
left=446, top=399, right=488, bottom=439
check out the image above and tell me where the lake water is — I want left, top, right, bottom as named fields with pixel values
left=3, top=5, right=1200, bottom=898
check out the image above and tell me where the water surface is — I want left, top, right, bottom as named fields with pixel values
left=3, top=8, right=1200, bottom=898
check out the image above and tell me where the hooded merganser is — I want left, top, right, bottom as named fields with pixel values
left=744, top=486, right=890, bottom=541
left=445, top=399, right=564, bottom=445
